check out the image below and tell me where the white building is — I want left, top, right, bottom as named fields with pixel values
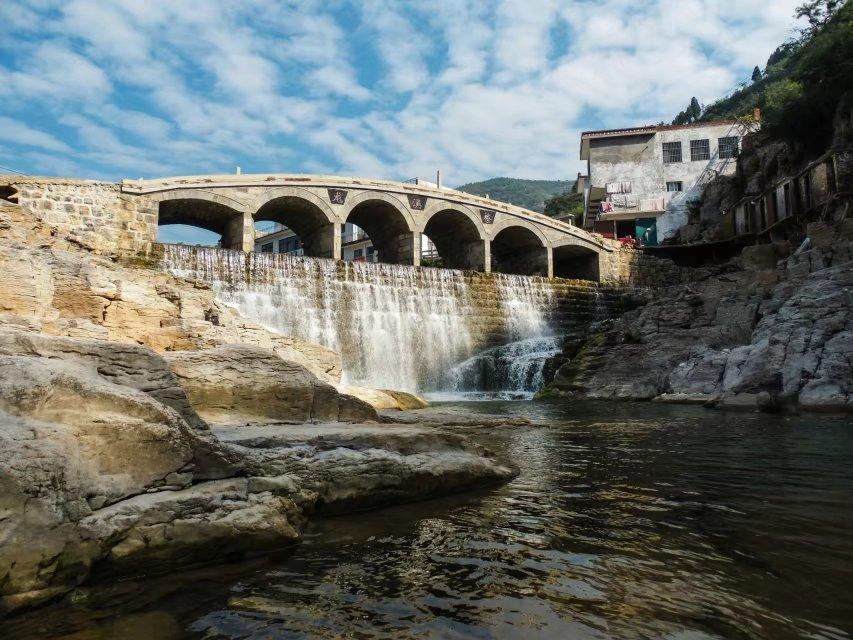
left=579, top=117, right=754, bottom=245
left=255, top=222, right=436, bottom=262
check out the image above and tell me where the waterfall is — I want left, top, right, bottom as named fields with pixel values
left=161, top=245, right=559, bottom=395
left=441, top=336, right=562, bottom=400
left=438, top=277, right=560, bottom=400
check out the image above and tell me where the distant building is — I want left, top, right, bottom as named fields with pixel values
left=580, top=117, right=753, bottom=245
left=254, top=222, right=436, bottom=262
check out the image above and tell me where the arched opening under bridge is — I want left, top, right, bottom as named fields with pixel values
left=422, top=209, right=486, bottom=271
left=254, top=196, right=336, bottom=258
left=157, top=198, right=245, bottom=249
left=490, top=225, right=548, bottom=276
left=553, top=244, right=601, bottom=281
left=345, top=199, right=415, bottom=265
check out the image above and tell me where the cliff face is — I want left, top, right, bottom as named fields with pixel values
left=544, top=218, right=853, bottom=411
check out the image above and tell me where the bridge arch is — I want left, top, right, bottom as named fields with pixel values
left=490, top=220, right=550, bottom=276
left=422, top=202, right=487, bottom=271
left=152, top=188, right=248, bottom=250
left=341, top=191, right=417, bottom=265
left=251, top=187, right=338, bottom=258
left=552, top=240, right=601, bottom=281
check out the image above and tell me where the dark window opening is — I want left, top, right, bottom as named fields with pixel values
left=690, top=139, right=710, bottom=161
left=718, top=137, right=739, bottom=159
left=663, top=142, right=682, bottom=163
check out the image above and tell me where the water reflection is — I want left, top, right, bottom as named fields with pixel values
left=4, top=401, right=852, bottom=639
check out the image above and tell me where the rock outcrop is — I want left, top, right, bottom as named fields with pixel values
left=164, top=344, right=377, bottom=425
left=0, top=184, right=524, bottom=618
left=0, top=199, right=342, bottom=385
left=0, top=332, right=514, bottom=615
left=545, top=220, right=853, bottom=411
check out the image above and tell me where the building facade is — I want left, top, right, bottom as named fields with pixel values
left=729, top=148, right=851, bottom=240
left=255, top=221, right=436, bottom=263
left=580, top=118, right=752, bottom=245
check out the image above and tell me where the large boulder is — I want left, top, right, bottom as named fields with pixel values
left=0, top=356, right=196, bottom=505
left=212, top=423, right=518, bottom=515
left=0, top=328, right=205, bottom=429
left=164, top=344, right=377, bottom=425
left=0, top=353, right=203, bottom=613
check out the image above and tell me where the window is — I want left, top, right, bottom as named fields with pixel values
left=261, top=243, right=273, bottom=253
left=354, top=248, right=363, bottom=258
left=690, top=139, right=710, bottom=161
left=278, top=239, right=288, bottom=253
left=666, top=181, right=683, bottom=192
left=662, top=141, right=682, bottom=163
left=718, top=136, right=739, bottom=159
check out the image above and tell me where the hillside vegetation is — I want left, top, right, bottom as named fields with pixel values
left=455, top=177, right=572, bottom=212
left=689, top=0, right=852, bottom=153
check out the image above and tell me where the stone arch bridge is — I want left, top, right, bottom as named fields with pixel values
left=3, top=174, right=634, bottom=281
left=125, top=174, right=614, bottom=280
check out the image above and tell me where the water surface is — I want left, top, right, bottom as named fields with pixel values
left=5, top=400, right=852, bottom=639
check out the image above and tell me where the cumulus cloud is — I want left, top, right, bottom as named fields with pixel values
left=0, top=0, right=803, bottom=183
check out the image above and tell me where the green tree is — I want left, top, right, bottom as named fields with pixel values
left=752, top=65, right=763, bottom=82
left=672, top=97, right=703, bottom=124
left=543, top=191, right=584, bottom=221
left=689, top=97, right=702, bottom=120
left=796, top=0, right=844, bottom=37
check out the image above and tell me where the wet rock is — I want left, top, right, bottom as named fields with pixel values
left=163, top=344, right=378, bottom=425
left=212, top=423, right=517, bottom=515
left=545, top=222, right=853, bottom=412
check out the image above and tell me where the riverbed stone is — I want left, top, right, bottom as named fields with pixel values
left=163, top=344, right=378, bottom=425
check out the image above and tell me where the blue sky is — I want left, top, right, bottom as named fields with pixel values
left=1, top=0, right=803, bottom=190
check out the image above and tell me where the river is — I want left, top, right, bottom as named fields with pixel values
left=4, top=400, right=851, bottom=640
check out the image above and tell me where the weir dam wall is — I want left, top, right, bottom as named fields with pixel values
left=160, top=245, right=643, bottom=394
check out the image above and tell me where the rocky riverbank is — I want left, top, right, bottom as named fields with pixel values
left=543, top=218, right=853, bottom=411
left=0, top=329, right=516, bottom=614
left=0, top=197, right=518, bottom=615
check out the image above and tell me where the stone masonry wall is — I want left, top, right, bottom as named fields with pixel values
left=600, top=247, right=684, bottom=288
left=6, top=179, right=157, bottom=257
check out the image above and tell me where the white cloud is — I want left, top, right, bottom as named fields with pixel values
left=359, top=0, right=431, bottom=93
left=0, top=117, right=72, bottom=153
left=2, top=42, right=111, bottom=102
left=1, top=0, right=804, bottom=184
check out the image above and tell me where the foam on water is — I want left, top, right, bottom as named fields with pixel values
left=162, top=244, right=558, bottom=395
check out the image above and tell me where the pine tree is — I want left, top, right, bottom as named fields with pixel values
left=689, top=97, right=702, bottom=121
left=751, top=65, right=762, bottom=82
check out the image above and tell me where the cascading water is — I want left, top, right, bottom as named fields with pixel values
left=441, top=336, right=563, bottom=400
left=438, top=275, right=561, bottom=400
left=161, top=245, right=560, bottom=397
